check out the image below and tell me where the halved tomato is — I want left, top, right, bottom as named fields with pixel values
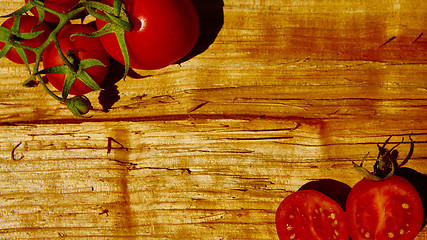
left=346, top=175, right=423, bottom=240
left=275, top=190, right=349, bottom=240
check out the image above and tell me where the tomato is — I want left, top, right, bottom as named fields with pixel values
left=0, top=15, right=50, bottom=64
left=275, top=190, right=349, bottom=240
left=24, top=0, right=80, bottom=22
left=42, top=24, right=110, bottom=95
left=96, top=0, right=200, bottom=70
left=346, top=175, right=423, bottom=240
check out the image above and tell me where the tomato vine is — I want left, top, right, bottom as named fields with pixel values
left=352, top=135, right=415, bottom=181
left=0, top=0, right=132, bottom=118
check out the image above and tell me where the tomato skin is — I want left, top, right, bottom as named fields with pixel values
left=346, top=175, right=423, bottom=240
left=42, top=24, right=110, bottom=95
left=276, top=190, right=349, bottom=240
left=0, top=15, right=50, bottom=64
left=96, top=0, right=200, bottom=70
left=24, top=0, right=80, bottom=22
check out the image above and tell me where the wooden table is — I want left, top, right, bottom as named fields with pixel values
left=0, top=0, right=426, bottom=239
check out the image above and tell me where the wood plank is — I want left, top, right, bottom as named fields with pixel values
left=1, top=120, right=426, bottom=239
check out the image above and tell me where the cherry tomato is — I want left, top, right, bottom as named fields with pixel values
left=276, top=190, right=349, bottom=240
left=346, top=175, right=423, bottom=240
left=42, top=24, right=110, bottom=95
left=24, top=0, right=80, bottom=22
left=0, top=15, right=50, bottom=64
left=96, top=0, right=200, bottom=70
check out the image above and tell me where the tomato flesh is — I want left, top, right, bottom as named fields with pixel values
left=96, top=0, right=200, bottom=70
left=346, top=175, right=423, bottom=240
left=276, top=190, right=349, bottom=240
left=0, top=15, right=50, bottom=64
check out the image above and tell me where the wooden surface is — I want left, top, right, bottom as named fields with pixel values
left=0, top=0, right=426, bottom=239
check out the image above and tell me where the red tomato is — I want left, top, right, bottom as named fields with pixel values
left=24, top=0, right=80, bottom=22
left=276, top=190, right=349, bottom=240
left=96, top=0, right=200, bottom=70
left=346, top=175, right=423, bottom=240
left=0, top=15, right=50, bottom=64
left=42, top=24, right=110, bottom=95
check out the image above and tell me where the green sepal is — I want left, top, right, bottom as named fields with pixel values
left=33, top=3, right=47, bottom=23
left=351, top=152, right=385, bottom=181
left=0, top=25, right=45, bottom=66
left=14, top=46, right=31, bottom=72
left=13, top=30, right=45, bottom=40
left=0, top=16, right=44, bottom=73
left=28, top=0, right=64, bottom=22
left=73, top=24, right=130, bottom=81
left=34, top=58, right=105, bottom=99
left=61, top=73, right=75, bottom=99
left=114, top=29, right=130, bottom=78
left=83, top=0, right=129, bottom=27
left=72, top=58, right=104, bottom=93
left=113, top=0, right=125, bottom=16
left=0, top=0, right=44, bottom=67
left=0, top=25, right=45, bottom=43
left=0, top=42, right=12, bottom=59
left=352, top=160, right=394, bottom=182
left=398, top=135, right=414, bottom=168
left=104, top=11, right=132, bottom=32
left=352, top=136, right=415, bottom=182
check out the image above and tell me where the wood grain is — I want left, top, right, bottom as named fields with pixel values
left=0, top=0, right=426, bottom=239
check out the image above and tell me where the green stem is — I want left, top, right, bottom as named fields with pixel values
left=37, top=75, right=64, bottom=103
left=28, top=3, right=87, bottom=87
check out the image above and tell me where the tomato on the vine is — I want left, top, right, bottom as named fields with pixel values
left=346, top=175, right=423, bottom=240
left=24, top=0, right=80, bottom=22
left=0, top=15, right=50, bottom=64
left=275, top=190, right=349, bottom=240
left=96, top=0, right=200, bottom=70
left=42, top=24, right=110, bottom=95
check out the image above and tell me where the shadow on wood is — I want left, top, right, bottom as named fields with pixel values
left=98, top=57, right=150, bottom=112
left=176, top=0, right=224, bottom=64
left=298, top=179, right=352, bottom=211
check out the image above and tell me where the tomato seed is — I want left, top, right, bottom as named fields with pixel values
left=330, top=213, right=336, bottom=219
left=290, top=233, right=295, bottom=239
left=388, top=232, right=395, bottom=238
left=332, top=219, right=338, bottom=226
left=365, top=232, right=371, bottom=238
left=334, top=230, right=339, bottom=236
left=402, top=203, right=409, bottom=209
